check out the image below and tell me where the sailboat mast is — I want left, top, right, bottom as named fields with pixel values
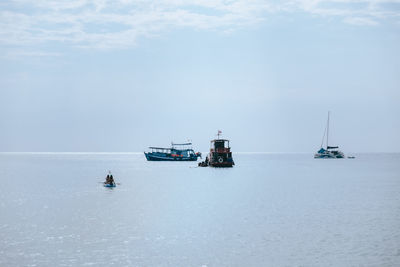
left=327, top=111, right=330, bottom=148
left=320, top=123, right=327, bottom=148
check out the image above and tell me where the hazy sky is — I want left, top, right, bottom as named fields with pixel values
left=0, top=0, right=399, bottom=152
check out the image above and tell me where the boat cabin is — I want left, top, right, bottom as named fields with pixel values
left=210, top=139, right=231, bottom=154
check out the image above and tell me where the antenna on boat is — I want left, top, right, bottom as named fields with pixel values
left=217, top=130, right=222, bottom=139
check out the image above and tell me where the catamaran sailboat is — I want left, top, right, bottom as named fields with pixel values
left=314, top=112, right=345, bottom=159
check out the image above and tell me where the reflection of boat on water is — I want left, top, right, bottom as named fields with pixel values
left=314, top=112, right=345, bottom=159
left=144, top=142, right=201, bottom=161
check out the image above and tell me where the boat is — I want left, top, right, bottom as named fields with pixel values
left=314, top=112, right=345, bottom=159
left=103, top=171, right=116, bottom=187
left=144, top=142, right=201, bottom=161
left=202, top=131, right=234, bottom=167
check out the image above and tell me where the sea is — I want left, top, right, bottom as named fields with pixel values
left=0, top=153, right=399, bottom=267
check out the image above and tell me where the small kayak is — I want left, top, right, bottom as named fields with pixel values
left=103, top=183, right=116, bottom=188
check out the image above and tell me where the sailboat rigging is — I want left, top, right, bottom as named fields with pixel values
left=314, top=111, right=345, bottom=159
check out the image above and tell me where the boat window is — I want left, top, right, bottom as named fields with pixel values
left=214, top=141, right=225, bottom=149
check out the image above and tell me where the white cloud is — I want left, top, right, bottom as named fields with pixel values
left=3, top=49, right=62, bottom=59
left=343, top=16, right=379, bottom=25
left=0, top=0, right=399, bottom=51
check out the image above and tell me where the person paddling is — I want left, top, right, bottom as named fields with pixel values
left=105, top=171, right=114, bottom=185
left=109, top=174, right=115, bottom=185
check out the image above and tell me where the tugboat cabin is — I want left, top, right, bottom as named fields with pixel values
left=208, top=139, right=234, bottom=167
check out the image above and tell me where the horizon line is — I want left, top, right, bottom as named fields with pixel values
left=0, top=152, right=399, bottom=155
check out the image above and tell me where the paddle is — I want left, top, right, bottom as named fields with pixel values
left=98, top=181, right=121, bottom=185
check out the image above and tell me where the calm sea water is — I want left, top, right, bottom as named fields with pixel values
left=0, top=153, right=399, bottom=267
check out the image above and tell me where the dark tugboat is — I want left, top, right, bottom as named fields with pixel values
left=199, top=131, right=234, bottom=167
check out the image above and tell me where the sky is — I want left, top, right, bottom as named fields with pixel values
left=0, top=0, right=399, bottom=153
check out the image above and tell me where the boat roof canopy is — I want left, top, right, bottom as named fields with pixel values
left=211, top=139, right=229, bottom=142
left=149, top=147, right=171, bottom=150
left=148, top=146, right=194, bottom=151
left=327, top=146, right=339, bottom=149
left=172, top=142, right=192, bottom=146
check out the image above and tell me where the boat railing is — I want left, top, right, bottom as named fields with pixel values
left=210, top=148, right=230, bottom=153
left=149, top=147, right=172, bottom=153
left=171, top=142, right=192, bottom=149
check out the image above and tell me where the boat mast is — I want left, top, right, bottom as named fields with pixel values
left=320, top=123, right=327, bottom=149
left=326, top=111, right=330, bottom=148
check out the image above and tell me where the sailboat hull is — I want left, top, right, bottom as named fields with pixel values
left=314, top=150, right=345, bottom=159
